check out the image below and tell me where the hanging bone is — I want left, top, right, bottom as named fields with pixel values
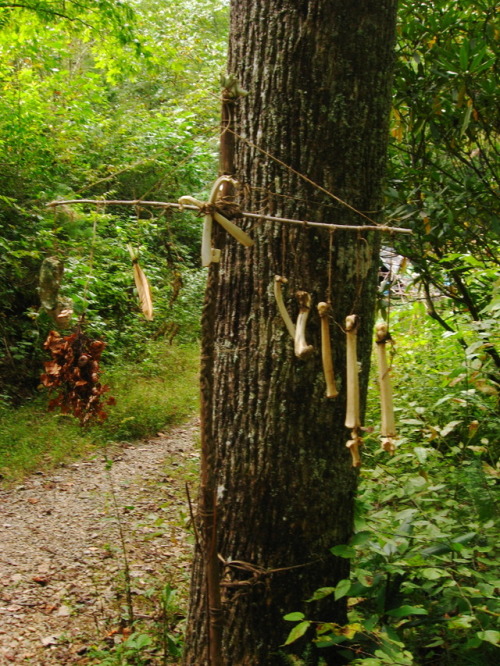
left=128, top=245, right=153, bottom=321
left=273, top=276, right=296, bottom=339
left=317, top=302, right=338, bottom=398
left=345, top=314, right=362, bottom=467
left=375, top=322, right=397, bottom=454
left=294, top=291, right=314, bottom=359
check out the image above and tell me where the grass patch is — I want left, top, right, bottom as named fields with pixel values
left=0, top=342, right=199, bottom=483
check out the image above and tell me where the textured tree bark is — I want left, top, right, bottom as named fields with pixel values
left=184, top=1, right=397, bottom=664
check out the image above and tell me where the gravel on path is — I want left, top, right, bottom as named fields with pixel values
left=0, top=420, right=199, bottom=665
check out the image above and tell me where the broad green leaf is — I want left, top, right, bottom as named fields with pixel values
left=334, top=579, right=351, bottom=601
left=283, top=611, right=305, bottom=622
left=476, top=630, right=500, bottom=646
left=440, top=420, right=462, bottom=437
left=330, top=545, right=356, bottom=558
left=386, top=605, right=428, bottom=618
left=340, top=622, right=363, bottom=639
left=420, top=532, right=477, bottom=557
left=349, top=530, right=371, bottom=546
left=281, top=620, right=311, bottom=646
left=306, top=587, right=335, bottom=602
left=421, top=568, right=448, bottom=580
left=448, top=615, right=474, bottom=629
left=357, top=570, right=374, bottom=587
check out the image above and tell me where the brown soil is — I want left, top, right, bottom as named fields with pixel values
left=0, top=421, right=199, bottom=665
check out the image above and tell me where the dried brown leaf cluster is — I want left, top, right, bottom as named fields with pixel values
left=40, top=329, right=115, bottom=425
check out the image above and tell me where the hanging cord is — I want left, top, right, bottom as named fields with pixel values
left=281, top=222, right=287, bottom=278
left=227, top=127, right=380, bottom=226
left=350, top=231, right=363, bottom=314
left=326, top=228, right=334, bottom=305
left=387, top=255, right=393, bottom=330
left=350, top=230, right=373, bottom=316
left=81, top=212, right=99, bottom=320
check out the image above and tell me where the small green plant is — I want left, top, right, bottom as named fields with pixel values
left=283, top=444, right=499, bottom=663
left=283, top=305, right=499, bottom=664
left=160, top=583, right=185, bottom=659
left=89, top=631, right=154, bottom=666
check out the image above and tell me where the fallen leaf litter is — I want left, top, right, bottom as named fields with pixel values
left=0, top=420, right=199, bottom=665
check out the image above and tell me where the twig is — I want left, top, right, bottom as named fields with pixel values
left=46, top=199, right=412, bottom=234
left=104, top=461, right=135, bottom=626
left=185, top=482, right=201, bottom=550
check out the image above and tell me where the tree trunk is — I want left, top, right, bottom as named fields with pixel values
left=184, top=1, right=397, bottom=664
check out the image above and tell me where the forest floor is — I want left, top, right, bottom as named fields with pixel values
left=0, top=420, right=199, bottom=665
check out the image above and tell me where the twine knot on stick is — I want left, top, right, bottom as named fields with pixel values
left=178, top=176, right=254, bottom=267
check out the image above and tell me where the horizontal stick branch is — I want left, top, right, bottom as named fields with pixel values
left=46, top=198, right=413, bottom=234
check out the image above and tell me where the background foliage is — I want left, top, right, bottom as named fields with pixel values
left=284, top=306, right=499, bottom=665
left=386, top=0, right=499, bottom=385
left=0, top=0, right=229, bottom=402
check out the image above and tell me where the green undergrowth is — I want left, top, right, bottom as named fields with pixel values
left=0, top=342, right=199, bottom=483
left=283, top=303, right=500, bottom=665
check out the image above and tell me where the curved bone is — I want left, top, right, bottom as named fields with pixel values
left=317, top=302, right=338, bottom=398
left=344, top=314, right=360, bottom=430
left=375, top=322, right=397, bottom=454
left=208, top=176, right=253, bottom=247
left=178, top=195, right=205, bottom=209
left=294, top=291, right=314, bottom=359
left=273, top=276, right=295, bottom=339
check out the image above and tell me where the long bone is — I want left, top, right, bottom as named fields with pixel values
left=317, top=302, right=338, bottom=398
left=375, top=322, right=397, bottom=454
left=178, top=176, right=254, bottom=267
left=128, top=245, right=153, bottom=321
left=273, top=276, right=296, bottom=339
left=294, top=291, right=314, bottom=359
left=345, top=314, right=362, bottom=467
left=345, top=315, right=360, bottom=430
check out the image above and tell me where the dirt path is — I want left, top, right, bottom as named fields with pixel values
left=0, top=420, right=199, bottom=665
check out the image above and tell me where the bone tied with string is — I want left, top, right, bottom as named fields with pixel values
left=178, top=175, right=254, bottom=267
left=345, top=314, right=362, bottom=467
left=127, top=245, right=153, bottom=321
left=273, top=278, right=314, bottom=360
left=317, top=302, right=338, bottom=398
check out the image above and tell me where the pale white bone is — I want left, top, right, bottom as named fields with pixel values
left=273, top=276, right=296, bottom=339
left=345, top=314, right=360, bottom=430
left=178, top=195, right=205, bottom=209
left=346, top=433, right=362, bottom=467
left=294, top=291, right=314, bottom=359
left=317, top=302, right=338, bottom=398
left=201, top=214, right=220, bottom=266
left=213, top=211, right=254, bottom=247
